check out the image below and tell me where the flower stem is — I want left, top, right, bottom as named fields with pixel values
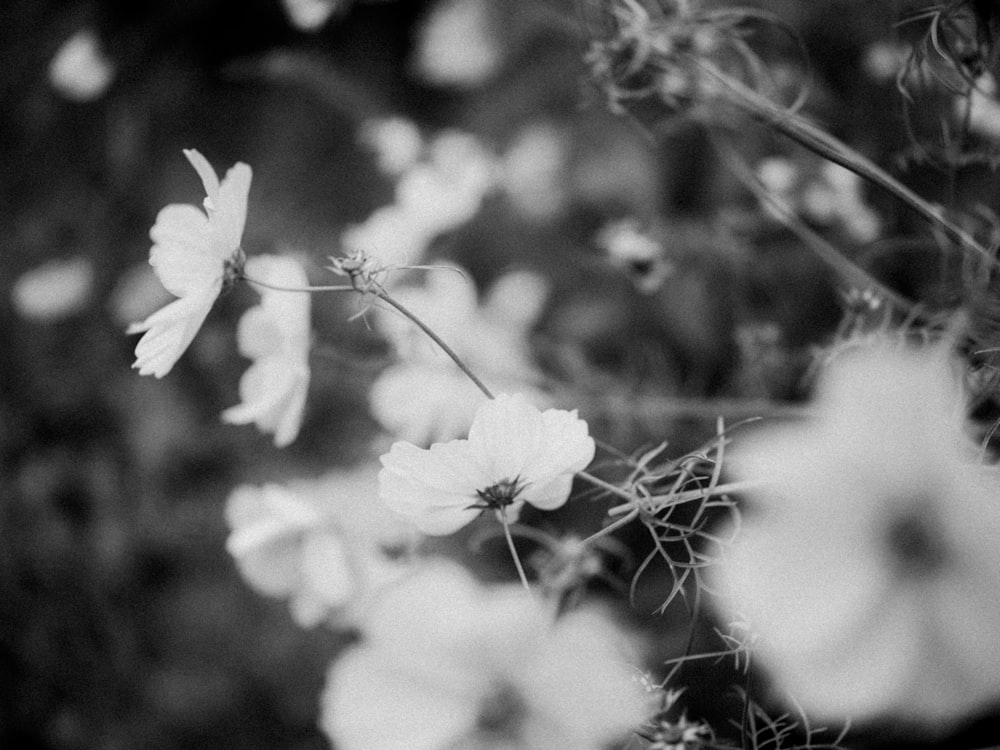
left=575, top=470, right=638, bottom=503
left=581, top=508, right=639, bottom=547
left=499, top=507, right=531, bottom=593
left=606, top=479, right=763, bottom=516
left=241, top=274, right=355, bottom=293
left=374, top=286, right=496, bottom=400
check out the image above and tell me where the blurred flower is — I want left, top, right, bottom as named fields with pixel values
left=12, top=256, right=94, bottom=321
left=341, top=129, right=498, bottom=271
left=222, top=255, right=311, bottom=447
left=128, top=149, right=251, bottom=377
left=320, top=561, right=648, bottom=750
left=861, top=41, right=911, bottom=82
left=48, top=29, right=115, bottom=101
left=225, top=466, right=416, bottom=628
left=108, top=262, right=175, bottom=327
left=500, top=122, right=570, bottom=221
left=360, top=117, right=424, bottom=176
left=596, top=218, right=673, bottom=294
left=962, top=74, right=1000, bottom=142
left=709, top=340, right=1000, bottom=727
left=411, top=0, right=504, bottom=89
left=281, top=0, right=343, bottom=31
left=378, top=393, right=595, bottom=535
left=372, top=266, right=549, bottom=443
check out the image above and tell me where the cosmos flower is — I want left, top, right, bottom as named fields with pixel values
left=708, top=340, right=1000, bottom=728
left=319, top=561, right=648, bottom=750
left=225, top=466, right=416, bottom=628
left=222, top=254, right=311, bottom=448
left=128, top=149, right=251, bottom=377
left=378, top=393, right=595, bottom=535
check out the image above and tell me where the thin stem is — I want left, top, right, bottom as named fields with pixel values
left=698, top=61, right=995, bottom=264
left=374, top=286, right=496, bottom=400
left=499, top=507, right=531, bottom=593
left=575, top=470, right=638, bottom=503
left=241, top=274, right=356, bottom=293
left=580, top=508, right=640, bottom=546
left=607, top=479, right=763, bottom=516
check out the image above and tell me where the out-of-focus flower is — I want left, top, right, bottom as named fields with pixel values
left=341, top=129, right=498, bottom=271
left=596, top=218, right=673, bottom=294
left=109, top=262, right=176, bottom=327
left=48, top=29, right=115, bottom=101
left=378, top=393, right=595, bottom=535
left=756, top=157, right=881, bottom=243
left=128, top=149, right=251, bottom=378
left=500, top=122, right=570, bottom=221
left=281, top=0, right=343, bottom=31
left=12, top=257, right=94, bottom=321
left=222, top=255, right=311, bottom=447
left=225, top=466, right=416, bottom=628
left=962, top=74, right=1000, bottom=142
left=709, top=340, right=1000, bottom=727
left=360, top=117, right=424, bottom=176
left=861, top=41, right=911, bottom=82
left=320, top=561, right=648, bottom=750
left=410, top=0, right=504, bottom=89
left=372, top=266, right=549, bottom=443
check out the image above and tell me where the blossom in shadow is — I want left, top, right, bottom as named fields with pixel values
left=225, top=465, right=417, bottom=628
left=128, top=149, right=251, bottom=377
left=222, top=254, right=311, bottom=447
left=708, top=340, right=1000, bottom=728
left=378, top=393, right=595, bottom=535
left=320, top=561, right=648, bottom=750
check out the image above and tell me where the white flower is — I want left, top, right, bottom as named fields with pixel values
left=225, top=466, right=416, bottom=628
left=360, top=117, right=425, bottom=176
left=48, top=29, right=115, bottom=101
left=222, top=255, right=311, bottom=448
left=378, top=393, right=595, bottom=535
left=410, top=0, right=504, bottom=89
left=319, top=561, right=648, bottom=750
left=708, top=340, right=1000, bottom=728
left=12, top=257, right=94, bottom=321
left=280, top=0, right=342, bottom=31
left=128, top=149, right=251, bottom=378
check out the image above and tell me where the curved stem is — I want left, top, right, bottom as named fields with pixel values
left=607, top=479, right=763, bottom=516
left=241, top=274, right=356, bottom=293
left=373, top=286, right=496, bottom=400
left=581, top=508, right=640, bottom=547
left=499, top=507, right=532, bottom=593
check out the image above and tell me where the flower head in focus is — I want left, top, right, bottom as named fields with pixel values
left=222, top=254, right=311, bottom=447
left=225, top=466, right=416, bottom=628
left=708, top=339, right=1000, bottom=728
left=128, top=149, right=251, bottom=377
left=378, top=393, right=595, bottom=535
left=320, top=561, right=648, bottom=750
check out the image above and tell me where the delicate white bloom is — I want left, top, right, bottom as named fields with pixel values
left=372, top=266, right=550, bottom=443
left=108, top=262, right=175, bottom=328
left=281, top=0, right=342, bottom=30
left=360, top=117, right=425, bottom=176
left=320, top=561, right=648, bottom=750
left=709, top=341, right=1000, bottom=728
left=128, top=149, right=251, bottom=378
left=378, top=393, right=595, bottom=535
left=12, top=257, right=94, bottom=321
left=225, top=466, right=416, bottom=628
left=48, top=29, right=115, bottom=101
left=222, top=255, right=311, bottom=447
left=411, top=0, right=504, bottom=89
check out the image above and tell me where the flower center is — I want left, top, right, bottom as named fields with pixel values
left=883, top=507, right=948, bottom=579
left=475, top=477, right=524, bottom=510
left=222, top=248, right=246, bottom=290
